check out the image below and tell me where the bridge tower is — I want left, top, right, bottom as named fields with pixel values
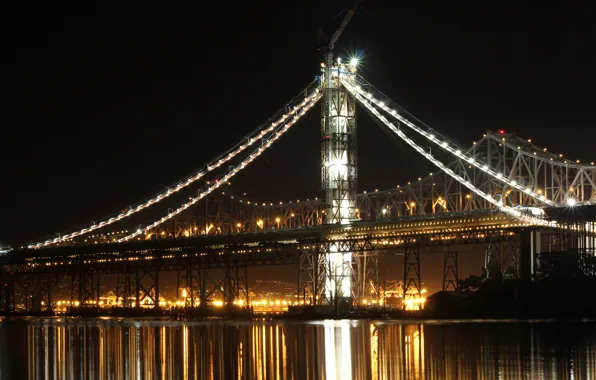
left=320, top=59, right=358, bottom=305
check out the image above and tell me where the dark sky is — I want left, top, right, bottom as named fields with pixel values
left=1, top=1, right=594, bottom=246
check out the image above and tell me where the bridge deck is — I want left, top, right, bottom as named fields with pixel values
left=2, top=211, right=531, bottom=264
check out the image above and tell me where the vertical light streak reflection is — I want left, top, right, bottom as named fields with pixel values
left=195, top=328, right=199, bottom=380
left=281, top=328, right=287, bottom=378
left=27, top=325, right=35, bottom=379
left=238, top=341, right=243, bottom=379
left=421, top=325, right=425, bottom=377
left=370, top=324, right=378, bottom=380
left=11, top=318, right=596, bottom=379
left=324, top=320, right=336, bottom=380
left=341, top=321, right=352, bottom=379
left=82, top=326, right=87, bottom=380
left=68, top=324, right=74, bottom=380
left=183, top=325, right=189, bottom=380
left=161, top=326, right=166, bottom=380
left=56, top=324, right=62, bottom=380
left=43, top=326, right=49, bottom=380
left=251, top=325, right=257, bottom=379
left=261, top=324, right=266, bottom=379
left=275, top=325, right=280, bottom=380
left=136, top=327, right=142, bottom=380
left=99, top=325, right=104, bottom=380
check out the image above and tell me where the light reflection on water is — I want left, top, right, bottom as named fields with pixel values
left=1, top=318, right=596, bottom=379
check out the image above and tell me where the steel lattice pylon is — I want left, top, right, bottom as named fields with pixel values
left=320, top=61, right=358, bottom=306
left=402, top=237, right=421, bottom=310
left=442, top=250, right=459, bottom=291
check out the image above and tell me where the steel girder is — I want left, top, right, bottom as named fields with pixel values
left=0, top=268, right=14, bottom=312
left=298, top=229, right=517, bottom=255
left=355, top=131, right=596, bottom=219
left=3, top=247, right=300, bottom=276
left=442, top=249, right=459, bottom=291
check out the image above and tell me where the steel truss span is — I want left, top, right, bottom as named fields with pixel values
left=1, top=224, right=526, bottom=312
left=348, top=88, right=552, bottom=227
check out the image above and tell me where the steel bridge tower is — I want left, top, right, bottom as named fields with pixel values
left=320, top=59, right=358, bottom=305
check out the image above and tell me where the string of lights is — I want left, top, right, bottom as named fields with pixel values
left=28, top=81, right=321, bottom=249
left=347, top=75, right=593, bottom=168
left=343, top=77, right=558, bottom=206
left=351, top=90, right=558, bottom=228
left=118, top=92, right=322, bottom=242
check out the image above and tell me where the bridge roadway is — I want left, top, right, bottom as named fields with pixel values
left=1, top=211, right=532, bottom=274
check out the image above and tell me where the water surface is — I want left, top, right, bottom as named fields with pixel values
left=1, top=317, right=595, bottom=379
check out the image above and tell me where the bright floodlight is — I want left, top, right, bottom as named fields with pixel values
left=350, top=57, right=359, bottom=67
left=567, top=198, right=577, bottom=207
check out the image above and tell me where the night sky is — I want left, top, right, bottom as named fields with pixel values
left=2, top=1, right=594, bottom=252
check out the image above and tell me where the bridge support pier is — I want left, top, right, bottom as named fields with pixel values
left=0, top=269, right=14, bottom=313
left=442, top=249, right=459, bottom=292
left=484, top=237, right=520, bottom=279
left=298, top=251, right=326, bottom=305
left=135, top=267, right=160, bottom=309
left=31, top=273, right=60, bottom=312
left=71, top=270, right=100, bottom=307
left=352, top=250, right=380, bottom=306
left=31, top=274, right=57, bottom=312
left=403, top=238, right=421, bottom=309
left=116, top=266, right=134, bottom=308
left=224, top=263, right=248, bottom=308
left=177, top=263, right=206, bottom=307
left=520, top=229, right=541, bottom=281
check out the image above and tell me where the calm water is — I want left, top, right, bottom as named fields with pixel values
left=1, top=318, right=596, bottom=379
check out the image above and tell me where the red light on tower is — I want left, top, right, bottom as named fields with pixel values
left=498, top=129, right=505, bottom=134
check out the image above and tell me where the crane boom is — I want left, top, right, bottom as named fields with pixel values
left=328, top=0, right=363, bottom=50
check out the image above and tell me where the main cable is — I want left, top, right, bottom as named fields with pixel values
left=351, top=89, right=557, bottom=228
left=342, top=76, right=554, bottom=206
left=119, top=91, right=322, bottom=242
left=28, top=80, right=321, bottom=249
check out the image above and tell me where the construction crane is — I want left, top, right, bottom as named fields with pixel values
left=317, top=0, right=363, bottom=71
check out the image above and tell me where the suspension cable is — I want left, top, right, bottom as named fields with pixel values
left=341, top=76, right=554, bottom=206
left=118, top=92, right=322, bottom=242
left=352, top=90, right=557, bottom=228
left=28, top=80, right=321, bottom=249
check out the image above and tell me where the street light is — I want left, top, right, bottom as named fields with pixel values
left=567, top=198, right=577, bottom=207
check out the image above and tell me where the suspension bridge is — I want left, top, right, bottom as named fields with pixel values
left=2, top=5, right=596, bottom=315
